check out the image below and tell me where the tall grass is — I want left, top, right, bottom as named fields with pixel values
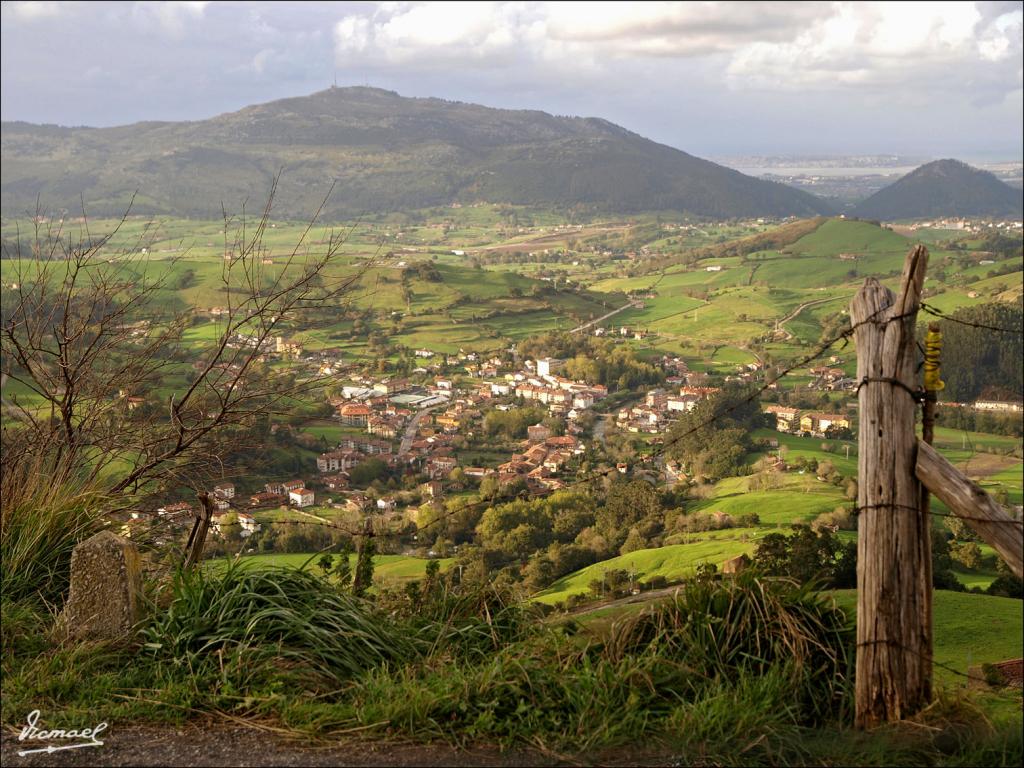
left=604, top=573, right=853, bottom=722
left=287, top=575, right=854, bottom=749
left=407, top=583, right=538, bottom=661
left=143, top=561, right=416, bottom=687
left=0, top=453, right=108, bottom=605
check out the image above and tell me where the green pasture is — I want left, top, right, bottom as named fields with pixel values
left=534, top=533, right=762, bottom=605
left=206, top=552, right=453, bottom=585
left=832, top=589, right=1023, bottom=682
left=688, top=480, right=847, bottom=525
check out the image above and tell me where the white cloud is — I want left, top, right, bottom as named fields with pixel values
left=329, top=1, right=1022, bottom=103
left=335, top=2, right=544, bottom=68
left=725, top=2, right=1022, bottom=94
left=132, top=1, right=209, bottom=38
left=4, top=1, right=61, bottom=22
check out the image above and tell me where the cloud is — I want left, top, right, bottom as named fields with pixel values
left=725, top=2, right=1022, bottom=96
left=335, top=2, right=544, bottom=68
left=1, top=1, right=1019, bottom=156
left=3, top=1, right=61, bottom=22
left=131, top=1, right=209, bottom=38
left=330, top=1, right=1022, bottom=103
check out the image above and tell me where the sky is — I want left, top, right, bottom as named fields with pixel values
left=1, top=1, right=1022, bottom=159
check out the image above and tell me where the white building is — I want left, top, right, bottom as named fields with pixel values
left=536, top=358, right=562, bottom=377
left=288, top=488, right=315, bottom=508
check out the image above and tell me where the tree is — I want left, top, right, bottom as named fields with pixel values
left=950, top=541, right=983, bottom=571
left=752, top=525, right=846, bottom=585
left=352, top=534, right=376, bottom=597
left=334, top=546, right=353, bottom=588
left=317, top=553, right=334, bottom=577
left=665, top=385, right=761, bottom=480
left=1, top=180, right=364, bottom=526
left=986, top=557, right=1023, bottom=599
left=619, top=527, right=646, bottom=555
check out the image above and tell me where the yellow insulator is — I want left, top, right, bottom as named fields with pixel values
left=923, top=323, right=944, bottom=392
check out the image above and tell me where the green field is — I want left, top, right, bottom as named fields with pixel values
left=832, top=589, right=1023, bottom=681
left=534, top=531, right=762, bottom=605
left=4, top=214, right=1015, bottom=393
left=206, top=552, right=453, bottom=586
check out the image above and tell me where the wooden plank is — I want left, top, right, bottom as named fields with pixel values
left=916, top=439, right=1023, bottom=579
left=850, top=245, right=932, bottom=729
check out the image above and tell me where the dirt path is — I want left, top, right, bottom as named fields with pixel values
left=570, top=300, right=641, bottom=334
left=1, top=723, right=675, bottom=767
left=776, top=296, right=839, bottom=330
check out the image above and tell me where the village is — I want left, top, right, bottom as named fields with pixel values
left=131, top=315, right=1024, bottom=552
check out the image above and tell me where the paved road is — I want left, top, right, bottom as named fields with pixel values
left=399, top=404, right=443, bottom=455
left=570, top=301, right=641, bottom=334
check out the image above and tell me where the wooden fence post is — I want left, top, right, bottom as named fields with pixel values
left=850, top=245, right=931, bottom=729
left=916, top=440, right=1024, bottom=579
left=183, top=492, right=215, bottom=570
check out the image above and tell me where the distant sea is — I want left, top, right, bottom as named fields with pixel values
left=727, top=165, right=917, bottom=178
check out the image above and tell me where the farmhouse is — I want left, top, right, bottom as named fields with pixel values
left=288, top=488, right=315, bottom=508
left=527, top=423, right=552, bottom=442
left=973, top=399, right=1023, bottom=413
left=317, top=449, right=364, bottom=473
left=266, top=479, right=305, bottom=495
left=248, top=492, right=286, bottom=509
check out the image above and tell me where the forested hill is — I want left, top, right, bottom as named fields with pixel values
left=852, top=159, right=1023, bottom=220
left=1, top=87, right=834, bottom=220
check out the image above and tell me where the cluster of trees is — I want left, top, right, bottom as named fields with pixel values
left=449, top=481, right=687, bottom=592
left=483, top=406, right=548, bottom=439
left=517, top=331, right=663, bottom=391
left=940, top=517, right=1022, bottom=598
left=314, top=541, right=376, bottom=597
left=402, top=261, right=443, bottom=282
left=935, top=302, right=1022, bottom=403
left=752, top=525, right=857, bottom=588
left=936, top=407, right=1023, bottom=439
left=665, top=385, right=768, bottom=481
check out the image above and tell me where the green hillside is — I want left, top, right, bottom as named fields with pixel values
left=1, top=87, right=834, bottom=220
left=534, top=532, right=761, bottom=605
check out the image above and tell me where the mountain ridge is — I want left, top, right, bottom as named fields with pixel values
left=851, top=159, right=1023, bottom=220
left=1, top=87, right=834, bottom=220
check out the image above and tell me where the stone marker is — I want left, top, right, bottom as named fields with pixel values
left=57, top=530, right=143, bottom=642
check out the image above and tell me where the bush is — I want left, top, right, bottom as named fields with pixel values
left=603, top=573, right=853, bottom=722
left=143, top=562, right=414, bottom=686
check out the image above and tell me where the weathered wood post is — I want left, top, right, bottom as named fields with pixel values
left=916, top=441, right=1024, bottom=579
left=183, top=492, right=215, bottom=570
left=850, top=245, right=931, bottom=728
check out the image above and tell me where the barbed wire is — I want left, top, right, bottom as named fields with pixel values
left=851, top=503, right=1024, bottom=528
left=856, top=638, right=1004, bottom=687
left=919, top=301, right=1021, bottom=334
left=405, top=302, right=916, bottom=542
